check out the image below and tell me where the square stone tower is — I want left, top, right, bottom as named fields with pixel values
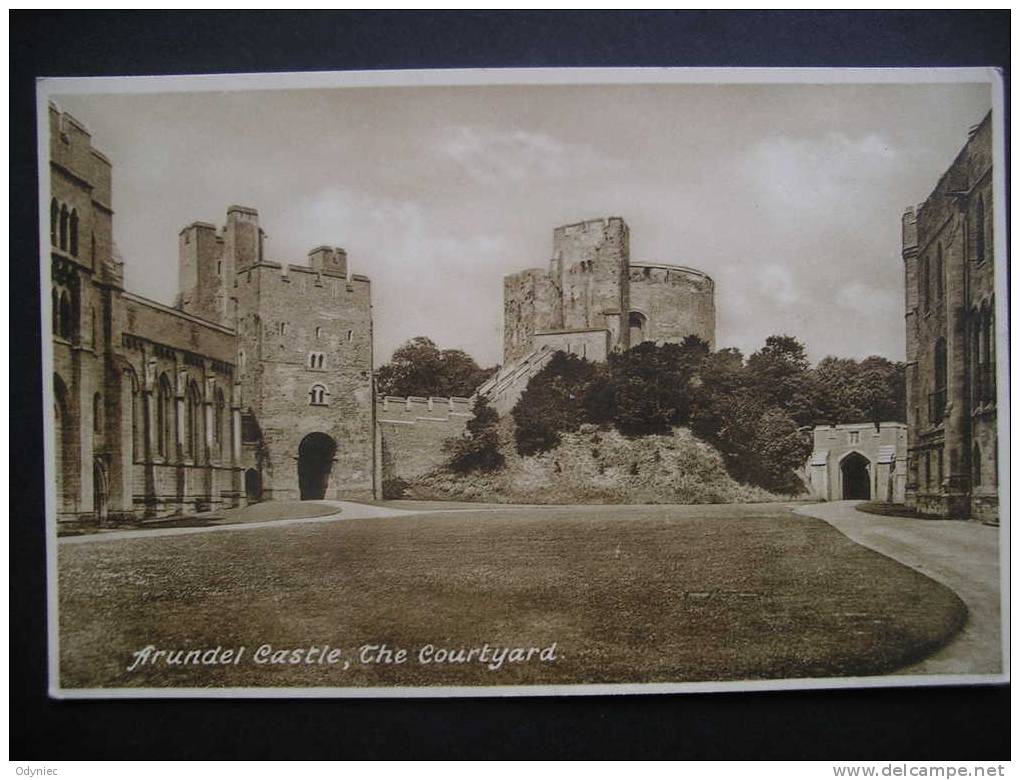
left=233, top=234, right=375, bottom=502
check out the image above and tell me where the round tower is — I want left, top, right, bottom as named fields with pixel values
left=627, top=262, right=715, bottom=349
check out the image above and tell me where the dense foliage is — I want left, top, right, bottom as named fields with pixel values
left=376, top=337, right=497, bottom=398
left=444, top=395, right=505, bottom=474
left=511, top=334, right=906, bottom=494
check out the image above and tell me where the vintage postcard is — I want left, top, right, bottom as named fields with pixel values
left=39, top=67, right=1008, bottom=698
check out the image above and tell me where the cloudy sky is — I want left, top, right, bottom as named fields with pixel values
left=53, top=78, right=991, bottom=368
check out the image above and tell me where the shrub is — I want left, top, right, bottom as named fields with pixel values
left=382, top=477, right=409, bottom=500
left=444, top=396, right=505, bottom=473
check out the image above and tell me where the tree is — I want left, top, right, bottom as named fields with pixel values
left=376, top=336, right=496, bottom=398
left=512, top=351, right=606, bottom=455
left=853, top=356, right=906, bottom=424
left=444, top=395, right=505, bottom=473
left=605, top=341, right=705, bottom=436
left=750, top=407, right=812, bottom=493
left=746, top=335, right=818, bottom=426
left=810, top=355, right=906, bottom=425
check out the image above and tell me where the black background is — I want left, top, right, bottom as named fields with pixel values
left=10, top=11, right=1010, bottom=760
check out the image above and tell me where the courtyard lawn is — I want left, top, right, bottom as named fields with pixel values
left=57, top=503, right=966, bottom=689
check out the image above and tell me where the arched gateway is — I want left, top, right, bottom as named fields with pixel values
left=298, top=432, right=337, bottom=500
left=841, top=451, right=871, bottom=500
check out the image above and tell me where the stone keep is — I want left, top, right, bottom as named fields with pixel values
left=503, top=217, right=715, bottom=363
left=489, top=217, right=716, bottom=413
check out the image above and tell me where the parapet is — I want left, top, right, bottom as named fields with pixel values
left=308, top=245, right=348, bottom=278
left=227, top=205, right=260, bottom=218
left=376, top=395, right=474, bottom=421
left=631, top=261, right=714, bottom=287
left=179, top=221, right=219, bottom=235
left=554, top=216, right=626, bottom=237
left=901, top=207, right=918, bottom=253
left=48, top=104, right=112, bottom=204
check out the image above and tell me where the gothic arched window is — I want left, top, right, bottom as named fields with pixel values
left=971, top=310, right=982, bottom=404
left=93, top=392, right=102, bottom=435
left=975, top=195, right=986, bottom=264
left=931, top=337, right=947, bottom=423
left=309, top=384, right=327, bottom=406
left=185, top=381, right=202, bottom=461
left=59, top=204, right=69, bottom=250
left=982, top=304, right=996, bottom=403
left=130, top=373, right=143, bottom=462
left=920, top=255, right=930, bottom=312
left=69, top=209, right=79, bottom=256
left=58, top=290, right=73, bottom=340
left=214, top=387, right=226, bottom=461
left=157, top=374, right=174, bottom=459
left=50, top=200, right=59, bottom=246
left=935, top=244, right=944, bottom=301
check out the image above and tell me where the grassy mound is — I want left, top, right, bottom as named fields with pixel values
left=407, top=422, right=785, bottom=504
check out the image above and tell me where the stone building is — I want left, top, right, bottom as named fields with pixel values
left=48, top=105, right=375, bottom=523
left=806, top=423, right=907, bottom=504
left=486, top=217, right=716, bottom=413
left=901, top=111, right=998, bottom=523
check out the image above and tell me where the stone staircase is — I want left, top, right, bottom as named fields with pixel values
left=476, top=344, right=557, bottom=414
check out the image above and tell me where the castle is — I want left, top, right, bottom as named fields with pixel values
left=49, top=105, right=375, bottom=522
left=48, top=104, right=722, bottom=521
left=482, top=217, right=716, bottom=412
left=901, top=111, right=998, bottom=523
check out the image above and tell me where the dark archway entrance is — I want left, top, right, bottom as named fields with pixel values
left=93, top=457, right=109, bottom=523
left=841, top=452, right=871, bottom=500
left=298, top=432, right=337, bottom=500
left=244, top=469, right=262, bottom=503
left=628, top=311, right=647, bottom=347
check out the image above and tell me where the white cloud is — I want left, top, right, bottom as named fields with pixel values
left=269, top=187, right=510, bottom=367
left=740, top=132, right=901, bottom=217
left=435, top=125, right=619, bottom=185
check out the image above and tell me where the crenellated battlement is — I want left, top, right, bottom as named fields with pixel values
left=376, top=395, right=474, bottom=422
left=504, top=218, right=716, bottom=361
left=901, top=207, right=918, bottom=254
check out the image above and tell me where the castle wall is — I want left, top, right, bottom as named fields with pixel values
left=628, top=264, right=716, bottom=349
left=235, top=260, right=375, bottom=501
left=533, top=329, right=610, bottom=363
left=49, top=105, right=123, bottom=523
left=48, top=106, right=377, bottom=522
left=902, top=111, right=997, bottom=522
left=553, top=218, right=630, bottom=346
left=376, top=396, right=472, bottom=494
left=500, top=218, right=716, bottom=374
left=118, top=294, right=241, bottom=517
left=806, top=423, right=907, bottom=503
left=503, top=268, right=561, bottom=363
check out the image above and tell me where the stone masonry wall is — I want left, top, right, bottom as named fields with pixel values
left=903, top=111, right=997, bottom=522
left=554, top=217, right=630, bottom=346
left=377, top=396, right=472, bottom=491
left=236, top=259, right=375, bottom=501
left=629, top=263, right=716, bottom=349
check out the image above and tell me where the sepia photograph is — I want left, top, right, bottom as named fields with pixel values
left=38, top=67, right=1007, bottom=698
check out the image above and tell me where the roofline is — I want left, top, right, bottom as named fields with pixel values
left=630, top=261, right=714, bottom=282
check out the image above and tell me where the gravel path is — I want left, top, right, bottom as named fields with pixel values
left=795, top=501, right=1005, bottom=676
left=58, top=501, right=422, bottom=545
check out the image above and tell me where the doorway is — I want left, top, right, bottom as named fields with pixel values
left=628, top=311, right=647, bottom=347
left=244, top=469, right=262, bottom=503
left=841, top=452, right=871, bottom=500
left=298, top=432, right=337, bottom=500
left=93, top=457, right=109, bottom=523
